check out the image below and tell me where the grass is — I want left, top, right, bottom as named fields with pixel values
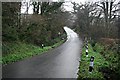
left=2, top=40, right=64, bottom=65
left=78, top=43, right=110, bottom=80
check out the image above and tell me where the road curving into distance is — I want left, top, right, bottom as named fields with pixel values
left=3, top=26, right=83, bottom=78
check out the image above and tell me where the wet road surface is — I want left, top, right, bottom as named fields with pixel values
left=2, top=27, right=83, bottom=78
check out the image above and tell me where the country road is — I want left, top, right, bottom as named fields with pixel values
left=2, top=26, right=83, bottom=78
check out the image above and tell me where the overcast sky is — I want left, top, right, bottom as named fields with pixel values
left=21, top=0, right=119, bottom=14
left=21, top=0, right=89, bottom=14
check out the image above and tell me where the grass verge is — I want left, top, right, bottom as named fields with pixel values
left=2, top=40, right=64, bottom=65
left=78, top=43, right=110, bottom=80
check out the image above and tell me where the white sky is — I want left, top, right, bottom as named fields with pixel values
left=21, top=0, right=119, bottom=14
left=21, top=0, right=88, bottom=14
left=21, top=0, right=89, bottom=14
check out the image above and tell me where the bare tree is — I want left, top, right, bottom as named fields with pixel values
left=98, top=0, right=120, bottom=37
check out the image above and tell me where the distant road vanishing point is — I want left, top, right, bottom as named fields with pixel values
left=3, top=26, right=83, bottom=78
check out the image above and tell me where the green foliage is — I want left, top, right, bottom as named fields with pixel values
left=0, top=56, right=2, bottom=64
left=93, top=43, right=104, bottom=53
left=78, top=43, right=109, bottom=79
left=2, top=40, right=64, bottom=65
left=2, top=2, right=66, bottom=64
left=79, top=42, right=120, bottom=79
left=98, top=44, right=120, bottom=79
left=2, top=2, right=21, bottom=41
left=2, top=2, right=65, bottom=47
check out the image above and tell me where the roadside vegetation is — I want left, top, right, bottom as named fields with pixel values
left=2, top=2, right=67, bottom=65
left=78, top=40, right=120, bottom=80
left=2, top=1, right=120, bottom=79
left=2, top=40, right=64, bottom=65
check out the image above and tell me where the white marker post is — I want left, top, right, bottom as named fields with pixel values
left=86, top=45, right=88, bottom=49
left=42, top=44, right=44, bottom=49
left=89, top=56, right=94, bottom=73
left=86, top=48, right=88, bottom=57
